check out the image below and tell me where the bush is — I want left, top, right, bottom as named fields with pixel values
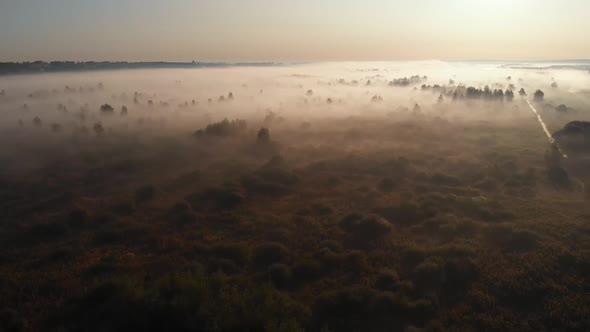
left=312, top=287, right=434, bottom=331
left=378, top=177, right=396, bottom=192
left=484, top=225, right=538, bottom=252
left=99, top=104, right=114, bottom=113
left=257, top=127, right=270, bottom=143
left=185, top=187, right=243, bottom=211
left=340, top=213, right=391, bottom=241
left=267, top=264, right=292, bottom=289
left=135, top=185, right=156, bottom=205
left=298, top=203, right=333, bottom=217
left=241, top=175, right=291, bottom=196
left=67, top=208, right=89, bottom=226
left=193, top=118, right=247, bottom=137
left=168, top=202, right=197, bottom=225
left=374, top=270, right=401, bottom=292
left=28, top=222, right=69, bottom=240
left=209, top=243, right=249, bottom=266
left=51, top=271, right=310, bottom=332
left=292, top=259, right=324, bottom=285
left=110, top=201, right=135, bottom=216
left=374, top=201, right=430, bottom=225
left=253, top=243, right=289, bottom=268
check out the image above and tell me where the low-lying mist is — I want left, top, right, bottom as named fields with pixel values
left=2, top=61, right=590, bottom=331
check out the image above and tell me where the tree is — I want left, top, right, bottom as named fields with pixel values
left=505, top=89, right=514, bottom=101
left=121, top=105, right=128, bottom=115
left=413, top=103, right=421, bottom=113
left=100, top=104, right=114, bottom=113
left=534, top=89, right=544, bottom=102
left=518, top=88, right=527, bottom=96
left=257, top=127, right=270, bottom=143
left=93, top=122, right=104, bottom=135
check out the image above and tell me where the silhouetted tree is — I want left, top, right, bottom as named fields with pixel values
left=100, top=104, right=114, bottom=113
left=518, top=88, right=527, bottom=96
left=33, top=116, right=42, bottom=127
left=121, top=105, right=128, bottom=115
left=555, top=104, right=568, bottom=113
left=371, top=95, right=383, bottom=103
left=413, top=103, right=421, bottom=113
left=534, top=89, right=544, bottom=102
left=93, top=122, right=104, bottom=135
left=257, top=127, right=270, bottom=143
left=505, top=89, right=514, bottom=101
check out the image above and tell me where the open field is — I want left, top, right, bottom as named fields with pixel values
left=1, top=62, right=589, bottom=331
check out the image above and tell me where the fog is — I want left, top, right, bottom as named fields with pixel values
left=2, top=61, right=589, bottom=131
left=2, top=61, right=590, bottom=331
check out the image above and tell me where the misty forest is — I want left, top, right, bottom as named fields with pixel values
left=0, top=61, right=589, bottom=332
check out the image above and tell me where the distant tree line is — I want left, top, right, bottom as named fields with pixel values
left=0, top=61, right=279, bottom=75
left=389, top=75, right=426, bottom=86
left=422, top=84, right=522, bottom=101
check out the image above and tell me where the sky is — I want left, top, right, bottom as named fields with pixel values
left=1, top=0, right=589, bottom=62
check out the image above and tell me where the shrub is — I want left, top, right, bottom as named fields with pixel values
left=209, top=243, right=249, bottom=266
left=110, top=201, right=135, bottom=216
left=267, top=263, right=292, bottom=289
left=257, top=127, right=270, bottom=143
left=292, top=259, right=324, bottom=285
left=185, top=187, right=243, bottom=211
left=241, top=175, right=291, bottom=196
left=28, top=222, right=69, bottom=240
left=168, top=202, right=197, bottom=225
left=51, top=271, right=310, bottom=332
left=374, top=270, right=401, bottom=292
left=340, top=213, right=391, bottom=241
left=253, top=242, right=289, bottom=268
left=207, top=258, right=241, bottom=275
left=375, top=200, right=433, bottom=225
left=484, top=225, right=538, bottom=252
left=378, top=177, right=396, bottom=192
left=99, top=104, right=114, bottom=113
left=312, top=287, right=433, bottom=331
left=135, top=185, right=156, bottom=205
left=193, top=118, right=247, bottom=137
left=67, top=208, right=89, bottom=226
left=298, top=203, right=333, bottom=217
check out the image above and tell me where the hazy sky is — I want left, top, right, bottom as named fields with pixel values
left=1, top=0, right=589, bottom=62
